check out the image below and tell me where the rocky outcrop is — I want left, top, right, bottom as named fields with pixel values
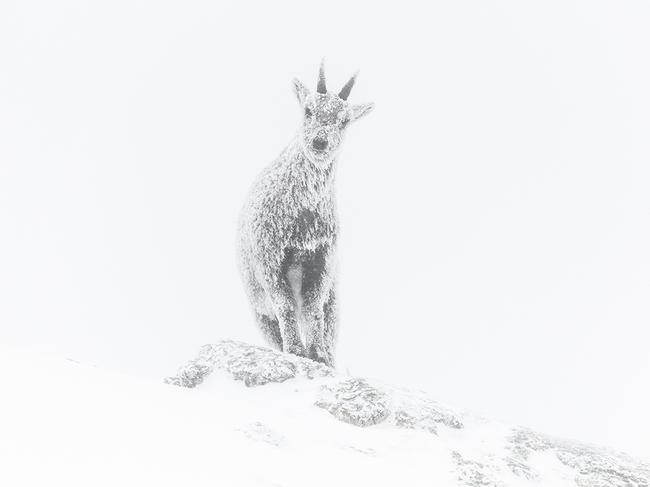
left=165, top=340, right=650, bottom=487
left=164, top=340, right=333, bottom=387
left=509, top=428, right=650, bottom=487
left=315, top=378, right=391, bottom=427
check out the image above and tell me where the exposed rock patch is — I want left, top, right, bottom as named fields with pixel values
left=503, top=455, right=539, bottom=481
left=452, top=451, right=505, bottom=487
left=163, top=360, right=212, bottom=388
left=165, top=340, right=333, bottom=387
left=388, top=386, right=464, bottom=433
left=508, top=428, right=650, bottom=487
left=315, top=378, right=391, bottom=427
left=313, top=378, right=465, bottom=432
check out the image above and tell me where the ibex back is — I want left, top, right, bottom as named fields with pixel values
left=238, top=61, right=374, bottom=366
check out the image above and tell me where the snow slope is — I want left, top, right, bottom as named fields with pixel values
left=1, top=342, right=647, bottom=487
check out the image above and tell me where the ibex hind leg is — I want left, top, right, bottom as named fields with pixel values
left=255, top=312, right=283, bottom=350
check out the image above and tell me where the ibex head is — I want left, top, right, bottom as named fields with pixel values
left=292, top=60, right=374, bottom=163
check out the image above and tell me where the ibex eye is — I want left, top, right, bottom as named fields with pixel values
left=305, top=107, right=313, bottom=117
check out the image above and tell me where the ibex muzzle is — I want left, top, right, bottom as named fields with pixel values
left=312, top=136, right=328, bottom=151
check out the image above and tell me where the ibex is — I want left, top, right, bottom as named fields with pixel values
left=238, top=61, right=374, bottom=367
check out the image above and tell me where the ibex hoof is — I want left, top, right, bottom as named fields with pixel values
left=309, top=347, right=332, bottom=367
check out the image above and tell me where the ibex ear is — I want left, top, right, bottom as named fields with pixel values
left=292, top=78, right=310, bottom=106
left=350, top=102, right=375, bottom=123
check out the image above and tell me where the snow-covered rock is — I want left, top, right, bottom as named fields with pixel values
left=165, top=340, right=650, bottom=487
left=164, top=340, right=333, bottom=387
left=315, top=378, right=391, bottom=427
left=1, top=341, right=648, bottom=487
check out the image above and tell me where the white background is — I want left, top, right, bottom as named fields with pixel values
left=1, top=0, right=648, bottom=459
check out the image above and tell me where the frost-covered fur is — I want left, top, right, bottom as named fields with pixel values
left=238, top=62, right=374, bottom=366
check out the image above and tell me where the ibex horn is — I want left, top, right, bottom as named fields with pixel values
left=317, top=59, right=327, bottom=94
left=338, top=71, right=358, bottom=100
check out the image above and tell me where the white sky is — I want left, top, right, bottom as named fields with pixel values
left=1, top=0, right=649, bottom=459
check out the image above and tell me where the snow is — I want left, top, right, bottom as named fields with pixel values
left=0, top=343, right=453, bottom=486
left=2, top=341, right=647, bottom=487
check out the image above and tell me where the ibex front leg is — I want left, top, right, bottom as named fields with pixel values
left=301, top=247, right=334, bottom=366
left=262, top=253, right=306, bottom=357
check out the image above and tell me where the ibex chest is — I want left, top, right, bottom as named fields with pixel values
left=289, top=203, right=337, bottom=251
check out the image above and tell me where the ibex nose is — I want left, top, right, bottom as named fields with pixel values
left=312, top=137, right=328, bottom=151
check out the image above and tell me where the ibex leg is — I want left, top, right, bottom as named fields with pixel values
left=301, top=248, right=334, bottom=365
left=254, top=312, right=283, bottom=350
left=321, top=288, right=337, bottom=367
left=261, top=254, right=306, bottom=357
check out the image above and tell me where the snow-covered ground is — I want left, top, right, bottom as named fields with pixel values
left=2, top=341, right=647, bottom=487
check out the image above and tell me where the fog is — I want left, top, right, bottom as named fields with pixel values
left=1, top=0, right=648, bottom=458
